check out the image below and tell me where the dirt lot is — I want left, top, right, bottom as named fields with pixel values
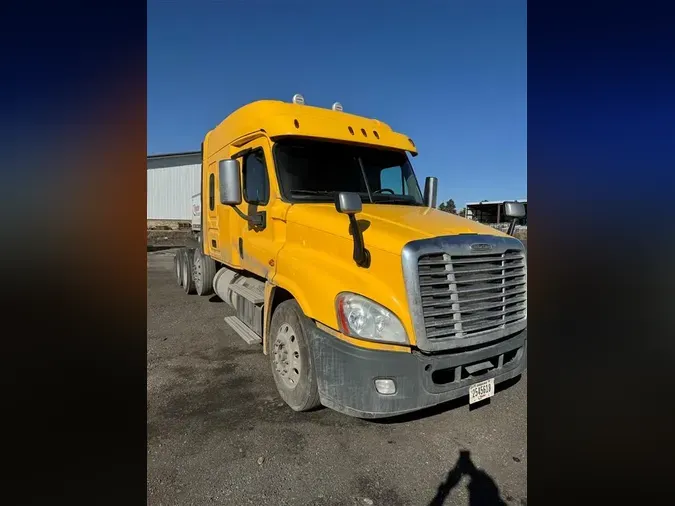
left=147, top=250, right=527, bottom=506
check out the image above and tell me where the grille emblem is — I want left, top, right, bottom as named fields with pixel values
left=470, top=243, right=494, bottom=252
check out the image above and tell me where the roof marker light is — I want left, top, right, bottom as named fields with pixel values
left=332, top=102, right=343, bottom=112
left=292, top=94, right=305, bottom=105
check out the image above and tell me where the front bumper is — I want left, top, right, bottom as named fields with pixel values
left=309, top=325, right=527, bottom=419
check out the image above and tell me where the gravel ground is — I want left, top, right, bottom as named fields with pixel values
left=147, top=249, right=527, bottom=506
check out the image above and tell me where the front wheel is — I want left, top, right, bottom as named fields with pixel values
left=267, top=300, right=321, bottom=412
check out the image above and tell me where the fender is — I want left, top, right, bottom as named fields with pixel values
left=268, top=237, right=416, bottom=346
left=262, top=274, right=315, bottom=356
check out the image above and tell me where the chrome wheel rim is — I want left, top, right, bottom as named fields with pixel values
left=273, top=323, right=301, bottom=389
left=193, top=253, right=202, bottom=291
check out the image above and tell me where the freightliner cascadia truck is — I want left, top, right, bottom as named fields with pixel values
left=173, top=94, right=527, bottom=418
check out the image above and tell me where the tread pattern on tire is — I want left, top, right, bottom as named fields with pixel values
left=174, top=249, right=184, bottom=287
left=268, top=300, right=321, bottom=412
left=182, top=248, right=196, bottom=294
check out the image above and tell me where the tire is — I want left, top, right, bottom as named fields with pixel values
left=182, top=248, right=196, bottom=294
left=174, top=249, right=184, bottom=286
left=193, top=248, right=216, bottom=296
left=267, top=300, right=321, bottom=412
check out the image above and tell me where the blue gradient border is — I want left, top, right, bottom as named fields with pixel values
left=528, top=1, right=674, bottom=503
left=1, top=2, right=147, bottom=505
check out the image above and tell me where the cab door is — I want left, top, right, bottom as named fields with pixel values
left=234, top=138, right=279, bottom=280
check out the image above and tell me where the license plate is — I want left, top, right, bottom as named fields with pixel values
left=469, top=378, right=495, bottom=404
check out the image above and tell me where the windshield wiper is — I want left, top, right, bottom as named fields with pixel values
left=372, top=195, right=422, bottom=205
left=290, top=190, right=336, bottom=195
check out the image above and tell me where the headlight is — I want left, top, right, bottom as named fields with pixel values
left=335, top=292, right=408, bottom=344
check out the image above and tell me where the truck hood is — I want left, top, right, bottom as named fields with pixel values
left=286, top=203, right=508, bottom=256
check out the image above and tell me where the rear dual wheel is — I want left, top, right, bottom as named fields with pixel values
left=181, top=249, right=196, bottom=294
left=192, top=248, right=216, bottom=296
left=174, top=249, right=183, bottom=286
left=176, top=247, right=216, bottom=296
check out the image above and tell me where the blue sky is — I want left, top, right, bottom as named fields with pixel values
left=148, top=0, right=526, bottom=208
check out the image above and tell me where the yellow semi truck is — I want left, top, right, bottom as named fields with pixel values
left=174, top=95, right=527, bottom=418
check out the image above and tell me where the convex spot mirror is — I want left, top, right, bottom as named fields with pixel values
left=335, top=192, right=362, bottom=214
left=504, top=201, right=526, bottom=219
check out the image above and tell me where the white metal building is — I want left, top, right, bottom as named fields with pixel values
left=147, top=151, right=201, bottom=221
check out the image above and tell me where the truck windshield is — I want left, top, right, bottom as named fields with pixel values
left=274, top=138, right=424, bottom=206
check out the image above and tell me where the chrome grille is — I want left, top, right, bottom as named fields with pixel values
left=417, top=249, right=527, bottom=339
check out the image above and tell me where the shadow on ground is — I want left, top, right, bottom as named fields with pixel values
left=430, top=450, right=509, bottom=506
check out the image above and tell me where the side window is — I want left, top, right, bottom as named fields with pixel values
left=243, top=149, right=269, bottom=205
left=379, top=166, right=404, bottom=194
left=208, top=173, right=215, bottom=211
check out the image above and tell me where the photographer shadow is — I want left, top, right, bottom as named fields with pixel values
left=429, top=450, right=507, bottom=506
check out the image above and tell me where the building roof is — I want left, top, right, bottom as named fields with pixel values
left=147, top=150, right=200, bottom=160
left=466, top=199, right=527, bottom=206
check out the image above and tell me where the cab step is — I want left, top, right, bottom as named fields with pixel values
left=224, top=315, right=262, bottom=345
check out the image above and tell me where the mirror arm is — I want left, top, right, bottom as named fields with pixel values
left=507, top=218, right=517, bottom=236
left=334, top=192, right=368, bottom=268
left=348, top=214, right=370, bottom=268
left=231, top=205, right=266, bottom=229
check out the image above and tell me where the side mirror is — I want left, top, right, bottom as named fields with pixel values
left=423, top=176, right=438, bottom=208
left=335, top=192, right=362, bottom=214
left=335, top=192, right=369, bottom=268
left=218, top=159, right=241, bottom=205
left=504, top=201, right=526, bottom=219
